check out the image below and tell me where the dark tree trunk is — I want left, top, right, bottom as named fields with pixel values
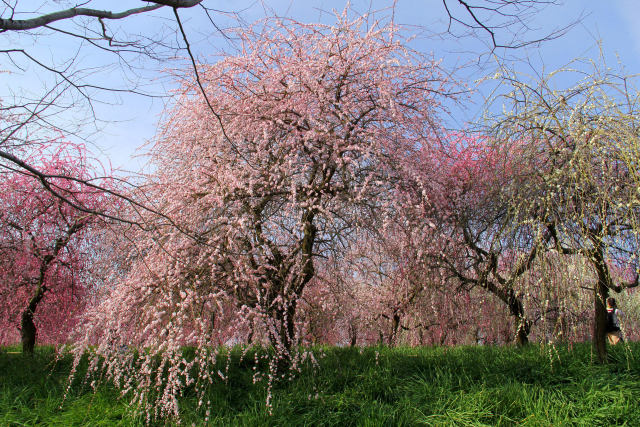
left=439, top=330, right=448, bottom=346
left=18, top=224, right=81, bottom=354
left=247, top=327, right=253, bottom=345
left=592, top=239, right=612, bottom=364
left=21, top=311, right=37, bottom=354
left=261, top=208, right=317, bottom=374
left=514, top=320, right=531, bottom=346
left=349, top=321, right=358, bottom=347
left=21, top=284, right=45, bottom=354
left=594, top=281, right=609, bottom=363
left=506, top=289, right=531, bottom=346
left=268, top=297, right=298, bottom=373
left=503, top=288, right=530, bottom=346
left=268, top=301, right=296, bottom=349
left=483, top=277, right=531, bottom=346
left=282, top=300, right=297, bottom=352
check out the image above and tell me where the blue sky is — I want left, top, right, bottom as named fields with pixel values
left=2, top=1, right=639, bottom=173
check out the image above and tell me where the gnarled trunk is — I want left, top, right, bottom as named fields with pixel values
left=21, top=311, right=37, bottom=354
left=267, top=297, right=298, bottom=373
left=269, top=298, right=297, bottom=352
left=18, top=223, right=80, bottom=354
left=507, top=289, right=531, bottom=346
left=485, top=280, right=531, bottom=346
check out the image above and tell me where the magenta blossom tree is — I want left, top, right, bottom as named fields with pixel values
left=0, top=141, right=110, bottom=353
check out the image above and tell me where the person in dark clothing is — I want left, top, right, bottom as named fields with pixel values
left=606, top=297, right=624, bottom=345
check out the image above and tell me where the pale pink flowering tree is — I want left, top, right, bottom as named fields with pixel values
left=0, top=141, right=111, bottom=353
left=71, top=11, right=455, bottom=421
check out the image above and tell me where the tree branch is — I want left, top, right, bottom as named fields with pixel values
left=0, top=1, right=202, bottom=32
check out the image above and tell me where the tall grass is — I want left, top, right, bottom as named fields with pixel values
left=1, top=343, right=638, bottom=425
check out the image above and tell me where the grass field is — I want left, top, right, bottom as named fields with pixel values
left=1, top=343, right=639, bottom=426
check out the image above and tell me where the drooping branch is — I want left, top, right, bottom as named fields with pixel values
left=0, top=150, right=196, bottom=238
left=172, top=6, right=251, bottom=166
left=0, top=150, right=137, bottom=225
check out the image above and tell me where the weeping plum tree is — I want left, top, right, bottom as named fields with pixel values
left=391, top=132, right=551, bottom=345
left=72, top=11, right=455, bottom=420
left=487, top=59, right=640, bottom=362
left=0, top=142, right=110, bottom=353
left=151, top=13, right=452, bottom=352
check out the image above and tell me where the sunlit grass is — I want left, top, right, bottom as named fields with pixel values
left=1, top=343, right=639, bottom=425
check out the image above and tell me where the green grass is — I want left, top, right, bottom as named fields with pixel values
left=1, top=343, right=639, bottom=426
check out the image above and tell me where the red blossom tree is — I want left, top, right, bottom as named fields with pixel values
left=0, top=142, right=111, bottom=353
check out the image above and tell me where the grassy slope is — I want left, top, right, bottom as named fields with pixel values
left=1, top=343, right=639, bottom=426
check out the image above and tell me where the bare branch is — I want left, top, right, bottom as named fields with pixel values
left=0, top=1, right=202, bottom=32
left=441, top=0, right=575, bottom=50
